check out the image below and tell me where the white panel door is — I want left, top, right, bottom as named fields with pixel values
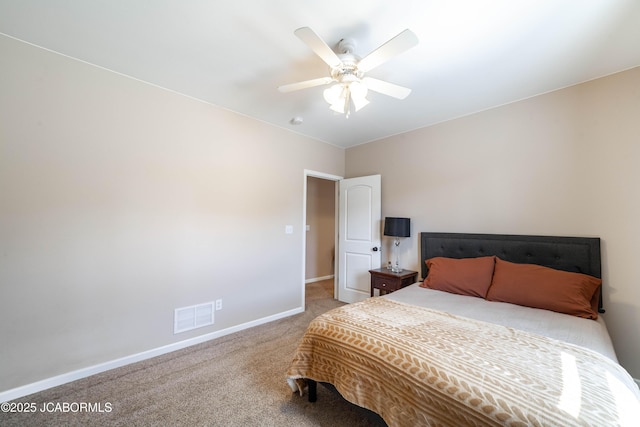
left=337, top=175, right=382, bottom=303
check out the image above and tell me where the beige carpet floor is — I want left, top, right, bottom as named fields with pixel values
left=1, top=280, right=387, bottom=426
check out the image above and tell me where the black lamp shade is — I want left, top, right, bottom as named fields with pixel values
left=384, top=217, right=410, bottom=237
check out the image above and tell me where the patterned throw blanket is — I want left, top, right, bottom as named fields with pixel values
left=286, top=298, right=640, bottom=427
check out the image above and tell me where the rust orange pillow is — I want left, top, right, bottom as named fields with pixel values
left=421, top=256, right=496, bottom=298
left=486, top=258, right=602, bottom=319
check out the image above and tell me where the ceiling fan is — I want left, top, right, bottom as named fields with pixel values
left=278, top=27, right=419, bottom=117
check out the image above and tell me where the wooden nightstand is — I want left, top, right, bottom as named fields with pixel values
left=369, top=268, right=418, bottom=296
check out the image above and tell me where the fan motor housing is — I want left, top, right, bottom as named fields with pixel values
left=332, top=52, right=363, bottom=83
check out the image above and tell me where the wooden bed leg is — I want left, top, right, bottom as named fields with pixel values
left=308, top=379, right=317, bottom=402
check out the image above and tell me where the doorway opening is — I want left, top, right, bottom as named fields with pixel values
left=302, top=170, right=342, bottom=308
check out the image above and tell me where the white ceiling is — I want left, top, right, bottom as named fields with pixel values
left=1, top=0, right=639, bottom=148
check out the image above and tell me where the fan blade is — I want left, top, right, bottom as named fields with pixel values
left=294, top=27, right=343, bottom=69
left=362, top=77, right=412, bottom=99
left=358, top=29, right=418, bottom=72
left=278, top=77, right=334, bottom=93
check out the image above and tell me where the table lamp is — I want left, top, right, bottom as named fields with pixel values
left=383, top=217, right=410, bottom=273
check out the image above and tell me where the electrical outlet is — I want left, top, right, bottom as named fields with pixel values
left=215, top=299, right=222, bottom=311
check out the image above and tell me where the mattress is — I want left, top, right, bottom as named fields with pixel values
left=384, top=283, right=618, bottom=361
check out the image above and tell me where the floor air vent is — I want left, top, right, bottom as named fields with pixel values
left=174, top=302, right=214, bottom=334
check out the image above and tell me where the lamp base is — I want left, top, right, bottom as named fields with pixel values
left=391, top=238, right=402, bottom=273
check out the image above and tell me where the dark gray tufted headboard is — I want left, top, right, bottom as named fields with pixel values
left=420, top=232, right=603, bottom=312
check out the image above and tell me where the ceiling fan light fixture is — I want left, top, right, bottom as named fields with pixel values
left=323, top=84, right=344, bottom=105
left=323, top=82, right=369, bottom=116
left=349, top=80, right=367, bottom=98
left=352, top=95, right=370, bottom=112
left=325, top=84, right=350, bottom=114
left=349, top=81, right=369, bottom=112
left=329, top=101, right=346, bottom=114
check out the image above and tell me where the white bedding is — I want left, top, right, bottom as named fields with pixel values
left=383, top=283, right=618, bottom=361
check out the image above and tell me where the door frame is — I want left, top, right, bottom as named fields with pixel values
left=302, top=169, right=343, bottom=309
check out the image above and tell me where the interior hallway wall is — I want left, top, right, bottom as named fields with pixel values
left=305, top=177, right=336, bottom=281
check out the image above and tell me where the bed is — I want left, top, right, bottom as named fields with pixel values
left=286, top=232, right=640, bottom=426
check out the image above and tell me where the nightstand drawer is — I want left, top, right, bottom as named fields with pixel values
left=369, top=268, right=418, bottom=296
left=371, top=275, right=402, bottom=292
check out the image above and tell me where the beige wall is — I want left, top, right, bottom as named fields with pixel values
left=305, top=177, right=336, bottom=281
left=346, top=66, right=640, bottom=378
left=0, top=35, right=344, bottom=392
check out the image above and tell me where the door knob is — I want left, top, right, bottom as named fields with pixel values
left=372, top=247, right=380, bottom=252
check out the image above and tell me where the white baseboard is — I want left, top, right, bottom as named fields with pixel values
left=305, top=275, right=334, bottom=284
left=0, top=306, right=304, bottom=403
